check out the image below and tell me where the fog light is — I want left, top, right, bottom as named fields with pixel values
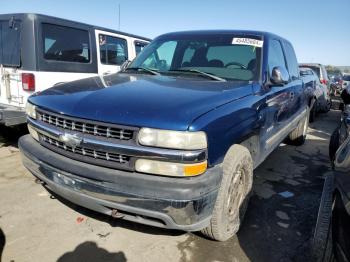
left=135, top=159, right=207, bottom=177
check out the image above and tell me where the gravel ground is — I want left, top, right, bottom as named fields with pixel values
left=0, top=107, right=340, bottom=262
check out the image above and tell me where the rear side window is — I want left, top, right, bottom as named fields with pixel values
left=268, top=40, right=286, bottom=75
left=0, top=19, right=21, bottom=67
left=99, top=34, right=128, bottom=65
left=42, top=23, right=90, bottom=63
left=135, top=41, right=148, bottom=56
left=283, top=42, right=299, bottom=80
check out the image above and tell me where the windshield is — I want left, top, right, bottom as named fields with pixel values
left=129, top=34, right=262, bottom=81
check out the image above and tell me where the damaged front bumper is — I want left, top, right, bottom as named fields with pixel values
left=19, top=135, right=222, bottom=231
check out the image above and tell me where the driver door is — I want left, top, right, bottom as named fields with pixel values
left=95, top=30, right=129, bottom=75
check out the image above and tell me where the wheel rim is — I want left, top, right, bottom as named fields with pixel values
left=226, top=168, right=246, bottom=232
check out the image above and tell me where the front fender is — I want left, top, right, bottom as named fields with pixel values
left=189, top=95, right=262, bottom=166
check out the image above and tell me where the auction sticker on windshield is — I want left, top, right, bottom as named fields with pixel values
left=232, top=38, right=263, bottom=47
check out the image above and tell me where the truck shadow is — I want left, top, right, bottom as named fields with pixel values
left=0, top=228, right=5, bottom=262
left=0, top=124, right=27, bottom=148
left=56, top=241, right=126, bottom=262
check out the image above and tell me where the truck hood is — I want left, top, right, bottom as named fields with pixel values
left=29, top=73, right=253, bottom=130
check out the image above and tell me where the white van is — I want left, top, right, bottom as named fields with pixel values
left=0, top=13, right=150, bottom=126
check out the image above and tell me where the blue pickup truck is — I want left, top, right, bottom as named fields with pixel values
left=19, top=30, right=308, bottom=241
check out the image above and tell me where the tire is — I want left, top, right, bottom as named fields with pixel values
left=312, top=174, right=334, bottom=262
left=287, top=109, right=309, bottom=146
left=201, top=144, right=253, bottom=241
left=329, top=127, right=340, bottom=165
left=325, top=98, right=332, bottom=112
left=310, top=102, right=317, bottom=123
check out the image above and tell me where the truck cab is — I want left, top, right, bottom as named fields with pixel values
left=0, top=13, right=150, bottom=126
left=19, top=30, right=308, bottom=241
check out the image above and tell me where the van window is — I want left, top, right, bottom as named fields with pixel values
left=268, top=40, right=286, bottom=75
left=283, top=42, right=299, bottom=80
left=42, top=23, right=90, bottom=63
left=99, top=34, right=128, bottom=65
left=135, top=41, right=148, bottom=56
left=0, top=19, right=21, bottom=67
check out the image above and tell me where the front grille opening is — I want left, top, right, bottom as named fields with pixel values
left=40, top=135, right=132, bottom=170
left=37, top=110, right=134, bottom=141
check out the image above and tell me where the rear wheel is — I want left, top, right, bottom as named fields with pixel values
left=201, top=145, right=253, bottom=241
left=287, top=108, right=309, bottom=146
left=310, top=101, right=317, bottom=123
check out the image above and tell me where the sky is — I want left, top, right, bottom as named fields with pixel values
left=1, top=0, right=349, bottom=66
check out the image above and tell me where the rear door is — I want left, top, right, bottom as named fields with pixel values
left=95, top=30, right=129, bottom=75
left=0, top=19, right=22, bottom=107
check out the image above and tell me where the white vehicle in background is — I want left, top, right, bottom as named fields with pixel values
left=0, top=13, right=150, bottom=126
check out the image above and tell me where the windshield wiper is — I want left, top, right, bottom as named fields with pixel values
left=169, top=69, right=226, bottom=82
left=123, top=67, right=160, bottom=75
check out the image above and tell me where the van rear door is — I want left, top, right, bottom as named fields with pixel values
left=0, top=18, right=22, bottom=107
left=95, top=30, right=129, bottom=75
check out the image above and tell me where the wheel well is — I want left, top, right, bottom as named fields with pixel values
left=240, top=135, right=260, bottom=166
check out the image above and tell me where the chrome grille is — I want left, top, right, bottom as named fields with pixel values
left=41, top=135, right=130, bottom=167
left=37, top=110, right=134, bottom=141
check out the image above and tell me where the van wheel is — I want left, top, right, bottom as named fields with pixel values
left=312, top=174, right=334, bottom=262
left=201, top=145, right=253, bottom=241
left=287, top=109, right=309, bottom=146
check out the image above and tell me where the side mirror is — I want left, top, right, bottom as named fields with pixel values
left=270, top=66, right=290, bottom=85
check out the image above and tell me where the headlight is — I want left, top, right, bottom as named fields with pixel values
left=135, top=159, right=207, bottom=177
left=25, top=102, right=37, bottom=119
left=28, top=125, right=39, bottom=141
left=138, top=128, right=207, bottom=150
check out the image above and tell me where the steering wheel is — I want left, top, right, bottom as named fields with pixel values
left=225, top=62, right=247, bottom=69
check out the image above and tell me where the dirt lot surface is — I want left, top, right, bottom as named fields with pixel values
left=0, top=108, right=340, bottom=262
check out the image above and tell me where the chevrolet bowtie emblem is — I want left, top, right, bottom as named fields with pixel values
left=59, top=133, right=83, bottom=148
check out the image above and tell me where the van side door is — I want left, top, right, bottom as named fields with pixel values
left=95, top=30, right=129, bottom=75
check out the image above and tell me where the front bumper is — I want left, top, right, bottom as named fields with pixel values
left=0, top=103, right=26, bottom=126
left=19, top=135, right=222, bottom=231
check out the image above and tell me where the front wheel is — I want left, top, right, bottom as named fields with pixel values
left=201, top=145, right=253, bottom=241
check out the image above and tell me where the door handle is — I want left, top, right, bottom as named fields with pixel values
left=103, top=71, right=112, bottom=76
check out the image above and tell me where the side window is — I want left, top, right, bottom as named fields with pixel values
left=283, top=42, right=299, bottom=80
left=0, top=20, right=21, bottom=67
left=42, top=23, right=90, bottom=63
left=268, top=39, right=286, bottom=75
left=99, top=34, right=128, bottom=65
left=135, top=41, right=148, bottom=56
